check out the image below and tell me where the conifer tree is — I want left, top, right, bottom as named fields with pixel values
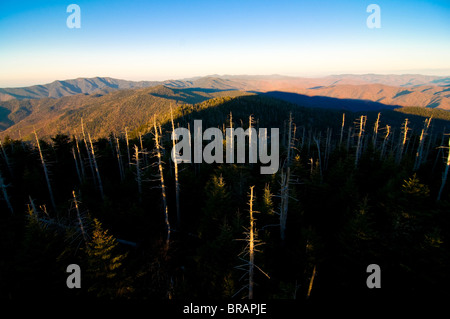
left=85, top=218, right=130, bottom=298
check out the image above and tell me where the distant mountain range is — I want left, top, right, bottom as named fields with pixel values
left=0, top=74, right=449, bottom=140
left=1, top=74, right=449, bottom=103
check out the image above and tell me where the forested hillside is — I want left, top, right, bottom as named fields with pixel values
left=0, top=86, right=251, bottom=140
left=1, top=95, right=450, bottom=300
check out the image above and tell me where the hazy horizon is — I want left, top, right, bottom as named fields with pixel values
left=2, top=71, right=450, bottom=89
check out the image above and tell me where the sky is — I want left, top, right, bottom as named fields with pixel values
left=0, top=0, right=449, bottom=87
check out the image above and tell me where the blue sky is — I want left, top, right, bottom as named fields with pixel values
left=0, top=0, right=449, bottom=87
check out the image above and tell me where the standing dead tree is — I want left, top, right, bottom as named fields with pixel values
left=279, top=113, right=295, bottom=242
left=339, top=113, right=345, bottom=146
left=115, top=137, right=125, bottom=182
left=0, top=169, right=13, bottom=214
left=34, top=130, right=57, bottom=212
left=372, top=112, right=381, bottom=149
left=0, top=140, right=12, bottom=176
left=133, top=145, right=143, bottom=201
left=413, top=117, right=432, bottom=171
left=437, top=135, right=450, bottom=201
left=153, top=117, right=170, bottom=251
left=88, top=132, right=104, bottom=200
left=72, top=147, right=83, bottom=184
left=72, top=190, right=89, bottom=245
left=235, top=186, right=269, bottom=299
left=170, top=106, right=181, bottom=228
left=354, top=115, right=367, bottom=167
left=380, top=125, right=391, bottom=160
left=396, top=118, right=409, bottom=164
left=74, top=135, right=86, bottom=181
left=125, top=127, right=131, bottom=168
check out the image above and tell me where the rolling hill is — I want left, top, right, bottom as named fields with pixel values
left=2, top=74, right=449, bottom=109
left=0, top=86, right=252, bottom=140
left=1, top=74, right=450, bottom=141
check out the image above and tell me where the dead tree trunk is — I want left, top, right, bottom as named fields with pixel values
left=248, top=186, right=255, bottom=299
left=72, top=147, right=82, bottom=184
left=72, top=190, right=88, bottom=244
left=437, top=136, right=450, bottom=201
left=154, top=117, right=170, bottom=250
left=0, top=169, right=13, bottom=214
left=396, top=119, right=409, bottom=164
left=170, top=106, right=181, bottom=228
left=125, top=127, right=131, bottom=168
left=280, top=114, right=294, bottom=242
left=74, top=135, right=86, bottom=181
left=0, top=140, right=12, bottom=176
left=380, top=125, right=391, bottom=160
left=88, top=132, right=104, bottom=200
left=355, top=115, right=367, bottom=167
left=414, top=117, right=432, bottom=171
left=115, top=137, right=125, bottom=181
left=81, top=119, right=97, bottom=187
left=340, top=113, right=345, bottom=146
left=372, top=112, right=381, bottom=149
left=306, top=265, right=317, bottom=299
left=34, top=131, right=57, bottom=212
left=133, top=145, right=142, bottom=202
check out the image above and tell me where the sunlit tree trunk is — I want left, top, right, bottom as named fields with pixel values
left=154, top=117, right=170, bottom=250
left=170, top=106, right=181, bottom=228
left=248, top=186, right=255, bottom=299
left=73, top=190, right=88, bottom=244
left=372, top=112, right=381, bottom=149
left=34, top=130, right=57, bottom=212
left=380, top=125, right=391, bottom=160
left=437, top=136, right=450, bottom=201
left=88, top=132, right=104, bottom=200
left=414, top=117, right=432, bottom=171
left=125, top=127, right=131, bottom=168
left=396, top=118, right=409, bottom=164
left=340, top=113, right=345, bottom=146
left=72, top=147, right=82, bottom=184
left=81, top=119, right=97, bottom=187
left=355, top=115, right=367, bottom=167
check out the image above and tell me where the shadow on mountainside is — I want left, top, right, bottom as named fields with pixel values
left=258, top=91, right=399, bottom=112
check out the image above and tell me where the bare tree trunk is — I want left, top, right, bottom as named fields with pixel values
left=280, top=114, right=294, bottom=242
left=0, top=140, right=12, bottom=176
left=340, top=113, right=345, bottom=146
left=437, top=136, right=450, bottom=201
left=72, top=147, right=82, bottom=184
left=133, top=145, right=142, bottom=202
left=355, top=115, right=367, bottom=167
left=73, top=190, right=88, bottom=244
left=88, top=132, right=104, bottom=200
left=74, top=135, right=85, bottom=181
left=248, top=186, right=255, bottom=300
left=306, top=265, right=317, bottom=299
left=125, top=127, right=131, bottom=168
left=380, top=125, right=391, bottom=160
left=313, top=136, right=323, bottom=180
left=115, top=137, right=125, bottom=181
left=0, top=169, right=13, bottom=214
left=81, top=119, right=97, bottom=187
left=397, top=119, right=409, bottom=164
left=414, top=117, right=432, bottom=171
left=34, top=131, right=57, bottom=212
left=170, top=106, right=181, bottom=228
left=154, top=117, right=170, bottom=250
left=373, top=112, right=381, bottom=149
